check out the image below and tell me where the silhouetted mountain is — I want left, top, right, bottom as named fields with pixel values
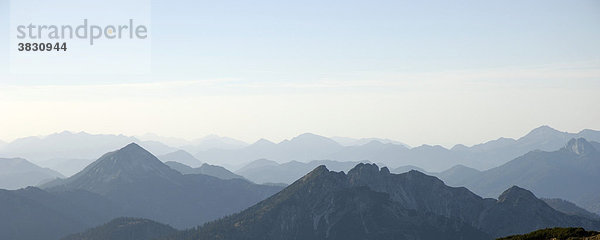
left=168, top=164, right=599, bottom=239
left=61, top=217, right=177, bottom=240
left=165, top=161, right=243, bottom=180
left=543, top=198, right=600, bottom=220
left=0, top=131, right=178, bottom=163
left=438, top=138, right=600, bottom=215
left=235, top=159, right=366, bottom=184
left=158, top=150, right=202, bottom=167
left=169, top=164, right=489, bottom=240
left=43, top=143, right=282, bottom=228
left=0, top=158, right=63, bottom=189
left=0, top=187, right=123, bottom=240
left=497, top=227, right=600, bottom=240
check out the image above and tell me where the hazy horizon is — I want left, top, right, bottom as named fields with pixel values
left=0, top=125, right=596, bottom=149
left=1, top=0, right=599, bottom=148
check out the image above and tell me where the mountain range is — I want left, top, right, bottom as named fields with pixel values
left=2, top=140, right=599, bottom=240
left=437, top=138, right=600, bottom=215
left=165, top=164, right=600, bottom=240
left=1, top=126, right=599, bottom=173
left=0, top=158, right=63, bottom=189
left=193, top=126, right=600, bottom=171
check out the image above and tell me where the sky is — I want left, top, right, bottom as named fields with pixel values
left=0, top=0, right=599, bottom=147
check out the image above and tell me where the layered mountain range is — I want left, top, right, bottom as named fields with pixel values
left=437, top=138, right=600, bottom=215
left=1, top=141, right=599, bottom=240
left=0, top=143, right=282, bottom=240
left=2, top=126, right=598, bottom=174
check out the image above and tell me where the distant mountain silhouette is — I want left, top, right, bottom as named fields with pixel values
left=0, top=131, right=178, bottom=163
left=168, top=164, right=600, bottom=239
left=42, top=143, right=282, bottom=228
left=0, top=158, right=63, bottom=189
left=165, top=161, right=244, bottom=180
left=61, top=217, right=177, bottom=240
left=392, top=165, right=426, bottom=173
left=180, top=135, right=249, bottom=153
left=438, top=138, right=600, bottom=215
left=193, top=126, right=600, bottom=171
left=194, top=133, right=344, bottom=170
left=543, top=198, right=600, bottom=220
left=158, top=150, right=202, bottom=167
left=330, top=136, right=410, bottom=148
left=235, top=159, right=367, bottom=184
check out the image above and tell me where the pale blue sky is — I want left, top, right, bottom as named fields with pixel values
left=1, top=0, right=599, bottom=146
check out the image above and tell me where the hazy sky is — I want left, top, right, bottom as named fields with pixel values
left=1, top=0, right=599, bottom=147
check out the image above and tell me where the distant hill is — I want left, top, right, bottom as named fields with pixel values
left=61, top=217, right=177, bottom=240
left=0, top=158, right=63, bottom=189
left=497, top=227, right=600, bottom=240
left=438, top=138, right=600, bottom=215
left=168, top=164, right=600, bottom=239
left=165, top=161, right=244, bottom=180
left=43, top=143, right=282, bottom=228
left=158, top=150, right=202, bottom=167
left=235, top=159, right=366, bottom=184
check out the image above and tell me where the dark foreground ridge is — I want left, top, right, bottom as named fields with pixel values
left=163, top=163, right=600, bottom=240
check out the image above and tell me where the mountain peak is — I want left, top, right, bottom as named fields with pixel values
left=564, top=138, right=596, bottom=155
left=520, top=125, right=562, bottom=139
left=498, top=186, right=538, bottom=204
left=45, top=143, right=179, bottom=194
left=288, top=133, right=340, bottom=146
left=347, top=163, right=388, bottom=177
left=122, top=142, right=144, bottom=151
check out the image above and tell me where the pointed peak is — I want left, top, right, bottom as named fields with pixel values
left=252, top=138, right=276, bottom=146
left=523, top=125, right=561, bottom=137
left=300, top=165, right=331, bottom=182
left=122, top=142, right=145, bottom=151
left=564, top=138, right=596, bottom=155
